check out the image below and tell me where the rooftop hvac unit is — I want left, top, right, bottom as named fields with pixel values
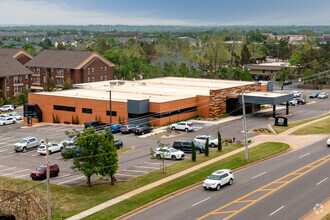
left=141, top=82, right=147, bottom=86
left=118, top=80, right=125, bottom=85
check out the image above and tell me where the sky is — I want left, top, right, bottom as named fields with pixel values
left=0, top=0, right=329, bottom=26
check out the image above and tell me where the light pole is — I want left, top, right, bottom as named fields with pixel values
left=241, top=89, right=249, bottom=161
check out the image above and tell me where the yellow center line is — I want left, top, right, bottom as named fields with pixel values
left=197, top=155, right=330, bottom=220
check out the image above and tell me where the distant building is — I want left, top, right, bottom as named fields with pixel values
left=178, top=37, right=197, bottom=46
left=25, top=50, right=115, bottom=89
left=246, top=62, right=295, bottom=76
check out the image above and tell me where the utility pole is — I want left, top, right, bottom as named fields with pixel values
left=46, top=138, right=51, bottom=220
left=241, top=89, right=249, bottom=161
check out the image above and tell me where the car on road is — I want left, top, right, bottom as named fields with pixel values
left=30, top=164, right=60, bottom=180
left=0, top=105, right=15, bottom=112
left=37, top=143, right=62, bottom=155
left=295, top=98, right=306, bottom=105
left=309, top=93, right=319, bottom=98
left=14, top=137, right=45, bottom=152
left=292, top=91, right=301, bottom=98
left=84, top=120, right=106, bottom=130
left=194, top=135, right=218, bottom=148
left=134, top=126, right=152, bottom=135
left=171, top=121, right=195, bottom=132
left=0, top=117, right=15, bottom=126
left=107, top=124, right=122, bottom=133
left=203, top=169, right=234, bottom=191
left=327, top=137, right=330, bottom=147
left=154, top=147, right=185, bottom=160
left=318, top=92, right=328, bottom=99
left=6, top=113, right=23, bottom=121
left=114, top=138, right=123, bottom=149
left=120, top=124, right=136, bottom=134
left=173, top=140, right=204, bottom=154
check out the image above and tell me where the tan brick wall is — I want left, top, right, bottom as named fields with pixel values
left=209, top=83, right=261, bottom=117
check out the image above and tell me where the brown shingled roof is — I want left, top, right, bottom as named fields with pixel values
left=25, top=50, right=115, bottom=69
left=0, top=55, right=33, bottom=77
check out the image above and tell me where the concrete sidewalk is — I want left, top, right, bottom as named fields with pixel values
left=66, top=115, right=330, bottom=220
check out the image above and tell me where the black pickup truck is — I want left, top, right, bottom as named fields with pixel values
left=84, top=120, right=106, bottom=130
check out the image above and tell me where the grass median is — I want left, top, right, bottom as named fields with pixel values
left=84, top=142, right=290, bottom=220
left=0, top=143, right=243, bottom=219
left=117, top=147, right=134, bottom=154
left=292, top=117, right=330, bottom=135
left=271, top=113, right=330, bottom=134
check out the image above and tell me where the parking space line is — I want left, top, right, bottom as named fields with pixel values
left=0, top=154, right=15, bottom=159
left=0, top=148, right=12, bottom=152
left=1, top=169, right=29, bottom=176
left=134, top=166, right=159, bottom=169
left=58, top=174, right=71, bottom=179
left=15, top=174, right=31, bottom=178
left=0, top=167, right=16, bottom=172
left=57, top=176, right=85, bottom=185
left=124, top=170, right=148, bottom=173
left=144, top=162, right=162, bottom=165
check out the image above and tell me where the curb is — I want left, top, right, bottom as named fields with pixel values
left=116, top=145, right=292, bottom=220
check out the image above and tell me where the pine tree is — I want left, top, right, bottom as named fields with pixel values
left=191, top=141, right=196, bottom=162
left=204, top=138, right=209, bottom=156
left=217, top=131, right=222, bottom=152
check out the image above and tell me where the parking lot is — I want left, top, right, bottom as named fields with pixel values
left=0, top=88, right=329, bottom=186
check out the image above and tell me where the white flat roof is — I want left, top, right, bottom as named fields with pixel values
left=34, top=77, right=257, bottom=103
left=243, top=91, right=290, bottom=98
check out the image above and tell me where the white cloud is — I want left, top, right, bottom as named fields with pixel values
left=0, top=0, right=196, bottom=25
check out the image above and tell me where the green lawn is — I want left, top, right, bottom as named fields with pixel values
left=0, top=144, right=244, bottom=219
left=292, top=117, right=330, bottom=134
left=117, top=147, right=134, bottom=154
left=271, top=113, right=330, bottom=134
left=323, top=213, right=330, bottom=220
left=84, top=142, right=290, bottom=220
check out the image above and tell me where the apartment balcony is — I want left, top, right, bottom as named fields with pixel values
left=32, top=82, right=41, bottom=86
left=32, top=73, right=41, bottom=77
left=55, top=75, right=64, bottom=78
left=13, top=82, right=24, bottom=86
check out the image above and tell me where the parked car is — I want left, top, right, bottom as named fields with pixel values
left=203, top=169, right=234, bottom=191
left=292, top=91, right=301, bottom=98
left=114, top=138, right=123, bottom=149
left=327, top=137, right=330, bottom=147
left=6, top=113, right=23, bottom=121
left=120, top=124, right=136, bottom=134
left=0, top=105, right=15, bottom=112
left=107, top=124, right=122, bottom=133
left=154, top=147, right=185, bottom=160
left=309, top=93, right=319, bottom=98
left=173, top=140, right=204, bottom=154
left=61, top=145, right=81, bottom=158
left=134, top=126, right=152, bottom=135
left=318, top=92, right=328, bottom=99
left=280, top=99, right=297, bottom=106
left=295, top=98, right=306, bottom=105
left=194, top=135, right=218, bottom=148
left=30, top=164, right=60, bottom=180
left=0, top=117, right=15, bottom=126
left=84, top=120, right=106, bottom=130
left=37, top=143, right=62, bottom=155
left=14, top=137, right=45, bottom=152
left=171, top=121, right=195, bottom=132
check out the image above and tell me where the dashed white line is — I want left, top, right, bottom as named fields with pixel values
left=0, top=167, right=16, bottom=172
left=269, top=206, right=285, bottom=216
left=299, top=153, right=311, bottom=158
left=57, top=176, right=85, bottom=185
left=2, top=169, right=29, bottom=176
left=134, top=166, right=158, bottom=169
left=192, top=197, right=210, bottom=206
left=252, top=172, right=267, bottom=179
left=124, top=170, right=148, bottom=173
left=316, top=177, right=328, bottom=185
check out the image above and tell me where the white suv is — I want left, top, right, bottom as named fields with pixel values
left=203, top=169, right=234, bottom=190
left=171, top=121, right=195, bottom=132
left=194, top=135, right=218, bottom=148
left=0, top=105, right=14, bottom=112
left=292, top=91, right=301, bottom=98
left=154, top=147, right=185, bottom=160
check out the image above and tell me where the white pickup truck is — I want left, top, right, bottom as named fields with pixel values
left=14, top=137, right=45, bottom=153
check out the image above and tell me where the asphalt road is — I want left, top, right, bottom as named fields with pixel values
left=129, top=138, right=330, bottom=220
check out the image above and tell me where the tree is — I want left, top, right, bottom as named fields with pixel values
left=191, top=141, right=196, bottom=162
left=98, top=130, right=119, bottom=185
left=241, top=45, right=251, bottom=65
left=156, top=140, right=169, bottom=174
left=204, top=138, right=209, bottom=157
left=62, top=77, right=73, bottom=90
left=217, top=131, right=222, bottom=152
left=42, top=76, right=57, bottom=91
left=277, top=68, right=292, bottom=90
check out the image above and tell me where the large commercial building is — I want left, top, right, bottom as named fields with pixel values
left=26, top=77, right=292, bottom=126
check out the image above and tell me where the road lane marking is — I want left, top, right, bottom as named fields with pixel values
left=197, top=154, right=330, bottom=220
left=269, top=206, right=285, bottom=216
left=316, top=177, right=328, bottom=185
left=252, top=172, right=267, bottom=179
left=1, top=169, right=29, bottom=176
left=192, top=197, right=210, bottom=206
left=134, top=166, right=158, bottom=169
left=299, top=153, right=310, bottom=158
left=57, top=176, right=85, bottom=185
left=0, top=167, right=16, bottom=172
left=124, top=170, right=148, bottom=173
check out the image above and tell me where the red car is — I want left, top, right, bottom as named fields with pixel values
left=30, top=164, right=60, bottom=180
